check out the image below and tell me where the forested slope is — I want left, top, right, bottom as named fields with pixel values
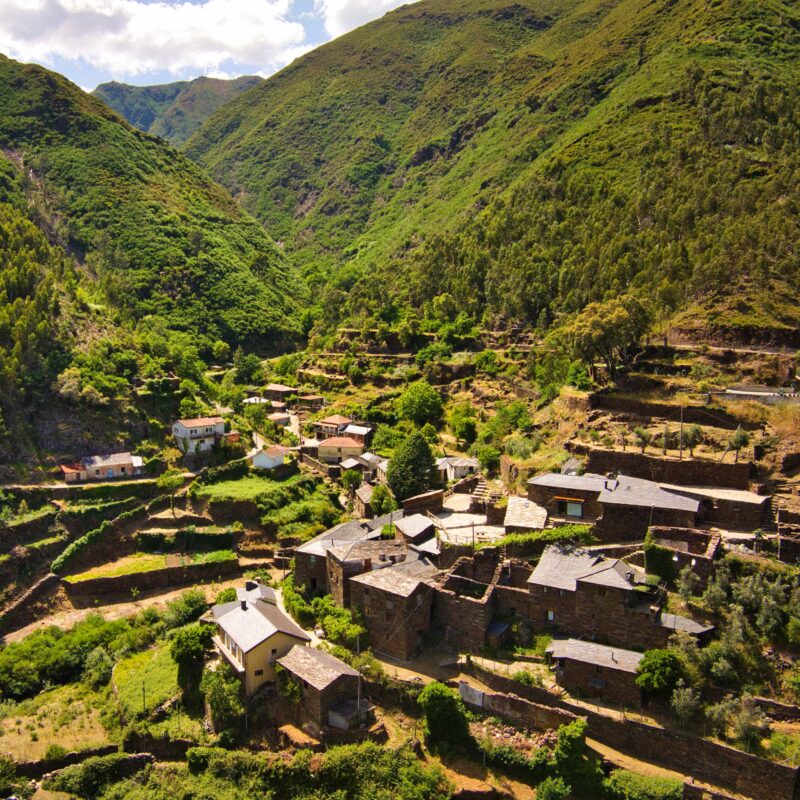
left=93, top=76, right=263, bottom=146
left=188, top=0, right=800, bottom=346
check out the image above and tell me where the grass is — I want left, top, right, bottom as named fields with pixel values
left=113, top=642, right=179, bottom=719
left=28, top=534, right=66, bottom=549
left=0, top=683, right=111, bottom=760
left=196, top=474, right=295, bottom=501
left=64, top=553, right=168, bottom=582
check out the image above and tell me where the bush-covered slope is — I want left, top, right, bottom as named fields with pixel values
left=187, top=0, right=800, bottom=346
left=0, top=55, right=303, bottom=348
left=93, top=76, right=263, bottom=146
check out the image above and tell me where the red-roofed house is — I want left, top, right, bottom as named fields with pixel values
left=172, top=417, right=226, bottom=453
left=314, top=415, right=352, bottom=440
left=318, top=436, right=364, bottom=464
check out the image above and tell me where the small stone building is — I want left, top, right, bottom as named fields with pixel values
left=354, top=483, right=374, bottom=519
left=527, top=473, right=607, bottom=521
left=326, top=539, right=409, bottom=607
left=264, top=383, right=297, bottom=403
left=546, top=638, right=643, bottom=707
left=349, top=559, right=438, bottom=660
left=277, top=645, right=372, bottom=732
left=503, top=495, right=548, bottom=532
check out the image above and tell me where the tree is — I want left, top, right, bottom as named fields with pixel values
left=200, top=662, right=245, bottom=732
left=83, top=646, right=113, bottom=688
left=448, top=402, right=478, bottom=445
left=370, top=483, right=397, bottom=516
left=233, top=347, right=263, bottom=385
left=211, top=340, right=230, bottom=363
left=417, top=681, right=472, bottom=752
left=676, top=566, right=701, bottom=601
left=633, top=426, right=651, bottom=453
left=341, top=469, right=362, bottom=495
left=728, top=427, right=750, bottom=462
left=157, top=469, right=184, bottom=517
left=670, top=679, right=700, bottom=726
left=170, top=624, right=211, bottom=670
left=387, top=431, right=436, bottom=501
left=397, top=381, right=443, bottom=427
left=476, top=445, right=501, bottom=474
left=635, top=649, right=685, bottom=698
left=683, top=424, right=703, bottom=457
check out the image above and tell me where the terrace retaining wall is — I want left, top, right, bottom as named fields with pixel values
left=14, top=745, right=118, bottom=779
left=469, top=665, right=800, bottom=800
left=568, top=443, right=753, bottom=489
left=0, top=572, right=60, bottom=635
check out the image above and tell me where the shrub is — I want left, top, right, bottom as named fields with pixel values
left=536, top=776, right=570, bottom=800
left=603, top=769, right=683, bottom=800
left=45, top=743, right=69, bottom=760
left=215, top=587, right=237, bottom=605
left=417, top=681, right=473, bottom=753
left=200, top=662, right=245, bottom=732
left=83, top=646, right=114, bottom=688
left=161, top=589, right=208, bottom=630
left=44, top=753, right=139, bottom=797
left=636, top=650, right=686, bottom=698
left=186, top=745, right=228, bottom=774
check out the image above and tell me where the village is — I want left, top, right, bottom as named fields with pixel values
left=2, top=343, right=800, bottom=800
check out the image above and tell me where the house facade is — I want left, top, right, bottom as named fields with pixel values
left=252, top=446, right=285, bottom=471
left=212, top=583, right=310, bottom=697
left=172, top=417, right=226, bottom=453
left=264, top=383, right=297, bottom=403
left=343, top=423, right=373, bottom=446
left=318, top=436, right=364, bottom=464
left=60, top=452, right=144, bottom=483
left=437, top=456, right=480, bottom=484
left=314, top=415, right=352, bottom=440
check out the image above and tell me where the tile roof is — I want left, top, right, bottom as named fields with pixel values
left=277, top=645, right=359, bottom=691
left=527, top=546, right=644, bottom=591
left=527, top=472, right=609, bottom=493
left=319, top=436, right=364, bottom=449
left=265, top=383, right=296, bottom=392
left=213, top=597, right=309, bottom=653
left=503, top=496, right=548, bottom=530
left=177, top=416, right=224, bottom=428
left=547, top=638, right=644, bottom=673
left=318, top=415, right=352, bottom=425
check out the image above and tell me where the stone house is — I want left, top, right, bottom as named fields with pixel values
left=527, top=473, right=608, bottom=521
left=314, top=415, right=352, bottom=440
left=525, top=546, right=712, bottom=651
left=276, top=645, right=372, bottom=733
left=546, top=638, right=644, bottom=707
left=318, top=436, right=364, bottom=464
left=395, top=513, right=436, bottom=544
left=354, top=483, right=374, bottom=519
left=297, top=394, right=325, bottom=411
left=60, top=452, right=144, bottom=483
left=294, top=520, right=381, bottom=594
left=376, top=458, right=390, bottom=484
left=212, top=583, right=310, bottom=697
left=267, top=411, right=291, bottom=427
left=503, top=495, right=548, bottom=532
left=349, top=559, right=438, bottom=660
left=326, top=539, right=409, bottom=607
left=658, top=484, right=770, bottom=531
left=172, top=416, right=226, bottom=453
left=264, top=383, right=297, bottom=403
left=402, top=489, right=445, bottom=515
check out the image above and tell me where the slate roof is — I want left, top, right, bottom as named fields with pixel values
left=341, top=458, right=365, bottom=471
left=395, top=513, right=435, bottom=542
left=277, top=645, right=359, bottom=691
left=355, top=483, right=374, bottom=504
left=527, top=546, right=644, bottom=591
left=236, top=582, right=276, bottom=605
left=658, top=613, right=714, bottom=636
left=598, top=476, right=700, bottom=513
left=504, top=496, right=548, bottom=530
left=350, top=556, right=438, bottom=597
left=527, top=472, right=609, bottom=493
left=295, top=520, right=379, bottom=557
left=365, top=509, right=404, bottom=531
left=547, top=638, right=644, bottom=673
left=80, top=452, right=137, bottom=469
left=213, top=598, right=309, bottom=653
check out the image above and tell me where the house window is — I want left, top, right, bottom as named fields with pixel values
left=547, top=609, right=555, bottom=622
left=567, top=502, right=583, bottom=517
left=254, top=669, right=263, bottom=677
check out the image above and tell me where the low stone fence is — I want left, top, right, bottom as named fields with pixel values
left=459, top=683, right=576, bottom=732
left=469, top=664, right=800, bottom=800
left=14, top=745, right=118, bottom=779
left=63, top=558, right=243, bottom=598
left=568, top=443, right=753, bottom=489
left=122, top=731, right=194, bottom=759
left=754, top=696, right=800, bottom=722
left=299, top=452, right=340, bottom=479
left=0, top=572, right=60, bottom=635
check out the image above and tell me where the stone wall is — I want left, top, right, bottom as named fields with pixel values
left=553, top=656, right=641, bottom=707
left=569, top=443, right=753, bottom=489
left=470, top=665, right=800, bottom=800
left=0, top=572, right=60, bottom=635
left=594, top=504, right=697, bottom=543
left=587, top=393, right=762, bottom=431
left=63, top=558, right=243, bottom=598
left=14, top=745, right=119, bottom=779
left=0, top=509, right=59, bottom=547
left=463, top=686, right=577, bottom=732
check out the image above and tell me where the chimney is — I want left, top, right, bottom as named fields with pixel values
left=245, top=580, right=257, bottom=591
left=240, top=600, right=247, bottom=610
left=364, top=558, right=372, bottom=571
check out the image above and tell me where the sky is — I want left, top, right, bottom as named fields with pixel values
left=0, top=0, right=416, bottom=90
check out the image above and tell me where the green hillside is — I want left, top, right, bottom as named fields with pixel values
left=187, top=0, right=800, bottom=347
left=93, top=75, right=263, bottom=146
left=0, top=56, right=302, bottom=467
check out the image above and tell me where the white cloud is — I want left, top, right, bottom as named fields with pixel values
left=314, top=0, right=414, bottom=38
left=0, top=0, right=307, bottom=77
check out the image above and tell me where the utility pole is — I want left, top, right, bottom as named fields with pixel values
left=679, top=405, right=684, bottom=461
left=142, top=681, right=146, bottom=715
